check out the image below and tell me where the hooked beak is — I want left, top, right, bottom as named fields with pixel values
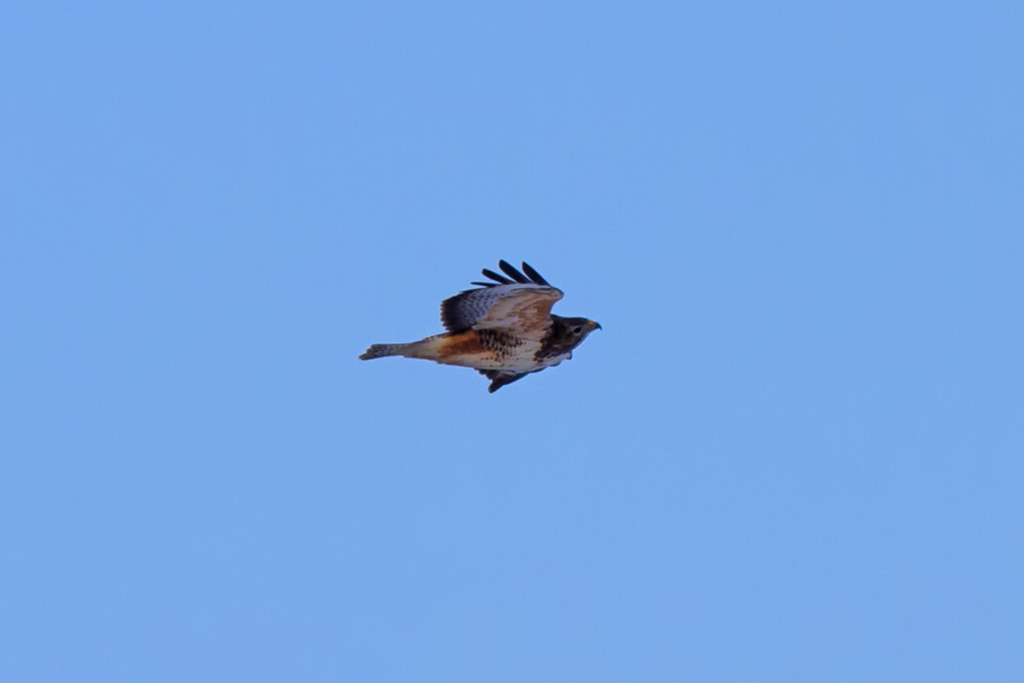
left=589, top=320, right=602, bottom=331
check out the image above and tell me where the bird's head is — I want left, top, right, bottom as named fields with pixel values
left=552, top=315, right=602, bottom=350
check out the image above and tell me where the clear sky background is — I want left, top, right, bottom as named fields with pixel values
left=2, top=1, right=1022, bottom=681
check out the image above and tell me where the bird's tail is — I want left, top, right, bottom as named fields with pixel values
left=359, top=335, right=448, bottom=361
left=359, top=342, right=417, bottom=360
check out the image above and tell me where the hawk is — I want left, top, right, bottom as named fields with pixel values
left=359, top=260, right=601, bottom=392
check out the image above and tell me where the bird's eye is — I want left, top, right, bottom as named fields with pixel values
left=573, top=326, right=582, bottom=334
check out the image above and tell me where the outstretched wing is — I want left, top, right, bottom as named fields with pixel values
left=441, top=261, right=562, bottom=338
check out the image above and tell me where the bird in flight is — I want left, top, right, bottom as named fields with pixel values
left=360, top=260, right=601, bottom=392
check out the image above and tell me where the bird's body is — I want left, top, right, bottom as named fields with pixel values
left=360, top=261, right=600, bottom=392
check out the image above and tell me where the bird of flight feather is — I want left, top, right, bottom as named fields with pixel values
left=359, top=260, right=601, bottom=392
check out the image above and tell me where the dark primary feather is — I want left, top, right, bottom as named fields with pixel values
left=520, top=262, right=550, bottom=286
left=477, top=267, right=513, bottom=286
left=498, top=260, right=531, bottom=283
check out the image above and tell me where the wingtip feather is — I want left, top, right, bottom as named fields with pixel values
left=498, top=260, right=531, bottom=283
left=520, top=262, right=550, bottom=286
left=481, top=268, right=513, bottom=285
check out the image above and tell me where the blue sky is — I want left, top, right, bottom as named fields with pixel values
left=2, top=1, right=1022, bottom=681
